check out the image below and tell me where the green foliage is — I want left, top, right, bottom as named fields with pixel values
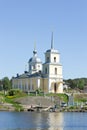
left=57, top=93, right=68, bottom=102
left=4, top=90, right=26, bottom=111
left=64, top=78, right=86, bottom=90
left=8, top=90, right=15, bottom=96
left=34, top=88, right=44, bottom=96
left=5, top=96, right=24, bottom=111
left=78, top=79, right=85, bottom=90
left=2, top=77, right=11, bottom=91
left=0, top=80, right=3, bottom=91
left=75, top=98, right=87, bottom=103
left=15, top=106, right=24, bottom=111
left=5, top=96, right=15, bottom=104
left=69, top=106, right=74, bottom=109
left=46, top=93, right=54, bottom=96
left=0, top=90, right=26, bottom=111
left=8, top=89, right=22, bottom=96
left=69, top=106, right=77, bottom=109
left=74, top=93, right=87, bottom=103
left=35, top=88, right=42, bottom=94
left=46, top=93, right=68, bottom=103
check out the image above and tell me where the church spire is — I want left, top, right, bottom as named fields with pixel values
left=34, top=42, right=36, bottom=51
left=51, top=32, right=53, bottom=49
left=33, top=42, right=37, bottom=56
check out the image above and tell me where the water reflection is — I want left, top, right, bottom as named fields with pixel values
left=48, top=112, right=63, bottom=130
left=32, top=112, right=64, bottom=130
left=0, top=111, right=64, bottom=130
left=0, top=112, right=87, bottom=130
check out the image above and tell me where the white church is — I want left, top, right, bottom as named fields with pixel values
left=12, top=33, right=63, bottom=93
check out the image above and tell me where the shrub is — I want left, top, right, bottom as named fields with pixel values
left=35, top=88, right=42, bottom=94
left=8, top=89, right=22, bottom=96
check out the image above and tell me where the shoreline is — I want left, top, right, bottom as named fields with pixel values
left=0, top=103, right=87, bottom=112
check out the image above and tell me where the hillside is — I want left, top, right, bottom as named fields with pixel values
left=15, top=96, right=55, bottom=107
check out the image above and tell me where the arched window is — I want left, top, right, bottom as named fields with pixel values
left=55, top=68, right=57, bottom=74
left=54, top=57, right=56, bottom=62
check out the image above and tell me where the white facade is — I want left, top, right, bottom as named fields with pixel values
left=43, top=41, right=63, bottom=93
left=12, top=33, right=63, bottom=93
left=28, top=49, right=42, bottom=74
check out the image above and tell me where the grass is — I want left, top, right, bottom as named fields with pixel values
left=74, top=93, right=87, bottom=103
left=5, top=96, right=24, bottom=111
left=0, top=90, right=27, bottom=111
left=46, top=93, right=68, bottom=103
left=57, top=93, right=68, bottom=102
left=1, top=89, right=87, bottom=111
left=75, top=98, right=87, bottom=103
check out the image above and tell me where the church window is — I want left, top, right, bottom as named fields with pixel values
left=38, top=65, right=40, bottom=68
left=54, top=57, right=56, bottom=62
left=47, top=57, right=49, bottom=62
left=45, top=68, right=47, bottom=74
left=55, top=68, right=57, bottom=74
left=33, top=65, right=36, bottom=70
left=29, top=65, right=31, bottom=70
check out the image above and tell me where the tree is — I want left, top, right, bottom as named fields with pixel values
left=78, top=79, right=85, bottom=90
left=64, top=78, right=85, bottom=90
left=0, top=80, right=3, bottom=91
left=2, top=77, right=11, bottom=94
left=66, top=79, right=77, bottom=89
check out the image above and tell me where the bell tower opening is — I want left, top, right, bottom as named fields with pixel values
left=54, top=83, right=57, bottom=93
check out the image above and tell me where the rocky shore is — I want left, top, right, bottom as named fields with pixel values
left=0, top=103, right=15, bottom=111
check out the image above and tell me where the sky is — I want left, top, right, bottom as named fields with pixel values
left=0, top=0, right=87, bottom=79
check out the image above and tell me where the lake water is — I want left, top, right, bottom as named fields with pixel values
left=0, top=111, right=87, bottom=130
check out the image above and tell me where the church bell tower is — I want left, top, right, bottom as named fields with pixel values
left=43, top=32, right=63, bottom=93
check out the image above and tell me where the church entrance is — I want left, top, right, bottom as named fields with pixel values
left=54, top=83, right=57, bottom=93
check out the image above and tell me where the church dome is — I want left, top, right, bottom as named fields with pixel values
left=29, top=48, right=42, bottom=63
left=29, top=56, right=41, bottom=63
